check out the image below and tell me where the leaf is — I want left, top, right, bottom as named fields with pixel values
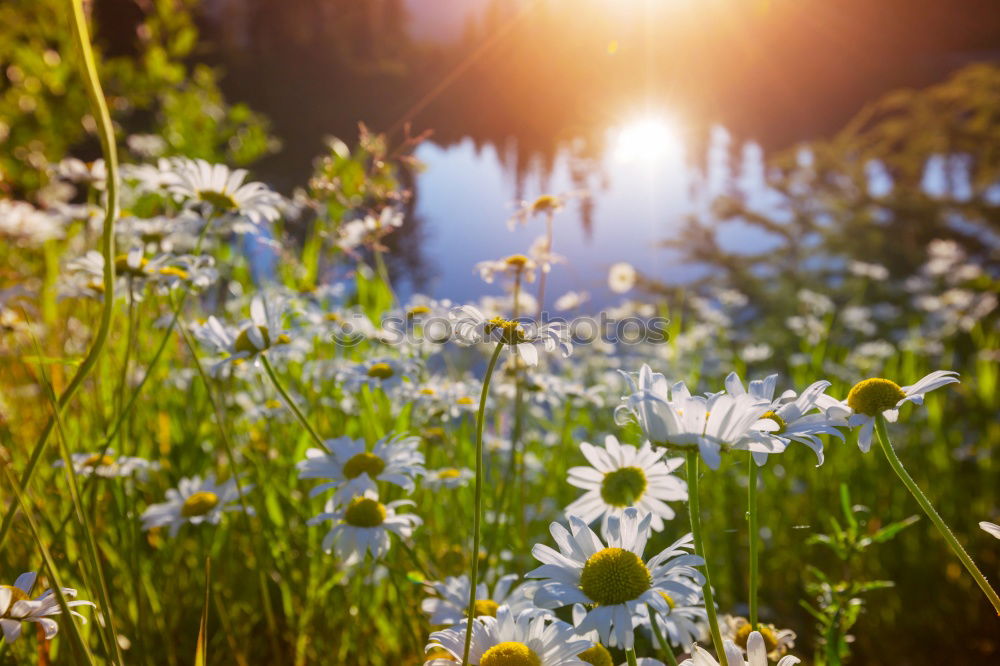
left=871, top=515, right=920, bottom=543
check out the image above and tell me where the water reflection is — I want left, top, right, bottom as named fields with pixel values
left=407, top=119, right=776, bottom=309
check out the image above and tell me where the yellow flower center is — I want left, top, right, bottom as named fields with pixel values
left=479, top=641, right=541, bottom=666
left=437, top=468, right=463, bottom=480
left=419, top=388, right=436, bottom=395
left=579, top=547, right=651, bottom=605
left=234, top=325, right=271, bottom=355
left=600, top=466, right=647, bottom=507
left=114, top=253, right=149, bottom=277
left=265, top=399, right=283, bottom=409
left=407, top=305, right=431, bottom=317
left=82, top=454, right=115, bottom=467
left=343, top=497, right=387, bottom=528
left=367, top=362, right=395, bottom=379
left=531, top=194, right=560, bottom=214
left=659, top=590, right=675, bottom=609
left=735, top=623, right=779, bottom=653
left=324, top=312, right=341, bottom=322
left=485, top=317, right=527, bottom=345
left=197, top=189, right=237, bottom=211
left=578, top=644, right=613, bottom=666
left=456, top=396, right=476, bottom=406
left=158, top=266, right=189, bottom=280
left=760, top=410, right=787, bottom=435
left=1, top=585, right=29, bottom=611
left=504, top=254, right=530, bottom=268
left=181, top=491, right=219, bottom=518
left=473, top=598, right=499, bottom=617
left=846, top=378, right=906, bottom=417
left=342, top=452, right=385, bottom=480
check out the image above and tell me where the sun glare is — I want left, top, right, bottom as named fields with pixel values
left=611, top=115, right=685, bottom=165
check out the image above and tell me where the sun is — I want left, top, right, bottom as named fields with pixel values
left=611, top=115, right=685, bottom=165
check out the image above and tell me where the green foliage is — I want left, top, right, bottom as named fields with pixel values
left=0, top=0, right=274, bottom=198
left=801, top=484, right=918, bottom=665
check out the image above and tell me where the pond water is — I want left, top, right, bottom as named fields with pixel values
left=405, top=118, right=780, bottom=310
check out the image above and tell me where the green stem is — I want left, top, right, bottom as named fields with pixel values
left=461, top=342, right=505, bottom=666
left=0, top=0, right=121, bottom=551
left=625, top=647, right=639, bottom=666
left=874, top=415, right=1000, bottom=615
left=261, top=354, right=330, bottom=453
left=748, top=455, right=759, bottom=629
left=647, top=602, right=678, bottom=666
left=685, top=451, right=725, bottom=657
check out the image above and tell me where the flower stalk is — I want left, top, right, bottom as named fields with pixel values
left=685, top=451, right=725, bottom=657
left=461, top=341, right=506, bottom=666
left=874, top=415, right=1000, bottom=615
left=748, top=456, right=760, bottom=629
left=647, top=602, right=679, bottom=666
left=262, top=355, right=331, bottom=454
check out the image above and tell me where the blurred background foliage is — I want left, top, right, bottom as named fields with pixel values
left=0, top=0, right=274, bottom=198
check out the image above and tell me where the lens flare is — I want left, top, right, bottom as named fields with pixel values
left=612, top=115, right=685, bottom=165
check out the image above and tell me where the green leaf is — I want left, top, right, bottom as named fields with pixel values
left=871, top=515, right=920, bottom=543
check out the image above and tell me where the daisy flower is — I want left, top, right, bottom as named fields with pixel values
left=53, top=157, right=107, bottom=189
left=721, top=616, right=796, bottom=661
left=615, top=366, right=774, bottom=469
left=635, top=577, right=708, bottom=649
left=297, top=434, right=425, bottom=504
left=164, top=157, right=283, bottom=233
left=529, top=234, right=565, bottom=275
left=341, top=357, right=419, bottom=393
left=842, top=371, right=959, bottom=452
left=337, top=207, right=404, bottom=252
left=724, top=372, right=847, bottom=466
left=54, top=450, right=157, bottom=479
left=0, top=572, right=94, bottom=643
left=608, top=262, right=637, bottom=294
left=566, top=435, right=687, bottom=538
left=527, top=508, right=705, bottom=649
left=425, top=605, right=592, bottom=665
left=682, top=630, right=800, bottom=666
left=0, top=200, right=63, bottom=246
left=507, top=193, right=567, bottom=230
left=141, top=474, right=251, bottom=537
left=421, top=574, right=534, bottom=625
left=65, top=246, right=182, bottom=301
left=424, top=467, right=474, bottom=489
left=308, top=490, right=421, bottom=565
left=450, top=305, right=572, bottom=367
left=475, top=254, right=537, bottom=285
left=554, top=290, right=590, bottom=311
left=192, top=295, right=291, bottom=374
